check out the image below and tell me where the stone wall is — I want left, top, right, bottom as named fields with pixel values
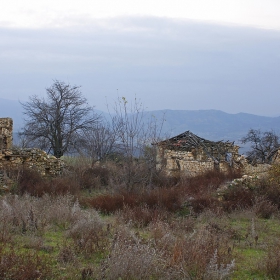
left=157, top=146, right=280, bottom=178
left=0, top=118, right=13, bottom=151
left=156, top=147, right=237, bottom=177
left=0, top=148, right=64, bottom=188
left=0, top=117, right=64, bottom=189
left=242, top=162, right=271, bottom=178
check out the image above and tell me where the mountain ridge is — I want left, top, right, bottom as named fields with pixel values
left=1, top=98, right=279, bottom=148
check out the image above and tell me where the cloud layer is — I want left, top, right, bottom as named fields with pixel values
left=1, top=17, right=280, bottom=116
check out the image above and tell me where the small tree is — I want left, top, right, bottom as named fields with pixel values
left=106, top=97, right=164, bottom=189
left=76, top=118, right=121, bottom=165
left=20, top=80, right=99, bottom=158
left=241, top=129, right=280, bottom=164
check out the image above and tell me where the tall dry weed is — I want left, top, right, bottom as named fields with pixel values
left=97, top=226, right=167, bottom=279
left=0, top=244, right=55, bottom=279
left=67, top=209, right=110, bottom=256
left=260, top=239, right=280, bottom=279
left=149, top=221, right=235, bottom=279
left=117, top=204, right=169, bottom=227
left=0, top=194, right=89, bottom=236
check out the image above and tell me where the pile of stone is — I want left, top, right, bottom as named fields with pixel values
left=216, top=174, right=260, bottom=200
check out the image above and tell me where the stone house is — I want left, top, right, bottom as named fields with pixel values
left=156, top=131, right=240, bottom=177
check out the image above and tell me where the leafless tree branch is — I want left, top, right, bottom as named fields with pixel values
left=20, top=80, right=99, bottom=158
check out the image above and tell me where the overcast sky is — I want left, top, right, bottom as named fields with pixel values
left=1, top=0, right=280, bottom=116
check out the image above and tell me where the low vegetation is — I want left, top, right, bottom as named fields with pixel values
left=1, top=159, right=280, bottom=279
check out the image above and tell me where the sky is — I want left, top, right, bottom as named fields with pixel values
left=1, top=0, right=280, bottom=116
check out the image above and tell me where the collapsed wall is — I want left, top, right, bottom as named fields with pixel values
left=0, top=117, right=64, bottom=188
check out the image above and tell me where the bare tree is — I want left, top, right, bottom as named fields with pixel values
left=76, top=118, right=121, bottom=165
left=107, top=97, right=164, bottom=189
left=241, top=129, right=280, bottom=164
left=20, top=80, right=99, bottom=158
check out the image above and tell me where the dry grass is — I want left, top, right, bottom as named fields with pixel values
left=96, top=226, right=167, bottom=280
left=1, top=161, right=280, bottom=279
left=0, top=244, right=55, bottom=279
left=261, top=239, right=280, bottom=279
left=67, top=209, right=110, bottom=257
left=116, top=204, right=169, bottom=228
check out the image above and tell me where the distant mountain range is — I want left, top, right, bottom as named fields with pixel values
left=146, top=109, right=280, bottom=141
left=1, top=98, right=280, bottom=153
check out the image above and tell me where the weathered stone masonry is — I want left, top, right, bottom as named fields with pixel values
left=156, top=131, right=241, bottom=177
left=0, top=118, right=63, bottom=188
left=156, top=130, right=280, bottom=177
left=0, top=117, right=13, bottom=151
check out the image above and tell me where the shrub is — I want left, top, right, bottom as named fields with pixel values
left=57, top=243, right=76, bottom=265
left=253, top=196, right=278, bottom=219
left=182, top=170, right=242, bottom=196
left=257, top=179, right=280, bottom=209
left=97, top=227, right=166, bottom=279
left=39, top=195, right=82, bottom=230
left=48, top=176, right=80, bottom=195
left=0, top=194, right=83, bottom=233
left=82, top=169, right=243, bottom=215
left=261, top=240, right=280, bottom=279
left=16, top=168, right=80, bottom=196
left=16, top=168, right=46, bottom=196
left=67, top=209, right=110, bottom=256
left=189, top=196, right=220, bottom=214
left=0, top=244, right=55, bottom=279
left=205, top=249, right=235, bottom=280
left=117, top=204, right=169, bottom=227
left=81, top=166, right=110, bottom=190
left=222, top=184, right=255, bottom=212
left=81, top=193, right=138, bottom=213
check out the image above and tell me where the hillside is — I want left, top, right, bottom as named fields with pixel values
left=145, top=109, right=280, bottom=142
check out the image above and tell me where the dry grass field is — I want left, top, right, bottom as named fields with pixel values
left=1, top=158, right=280, bottom=279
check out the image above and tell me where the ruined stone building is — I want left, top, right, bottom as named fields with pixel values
left=0, top=118, right=63, bottom=188
left=156, top=131, right=241, bottom=177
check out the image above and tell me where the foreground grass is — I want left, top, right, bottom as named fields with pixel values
left=1, top=164, right=280, bottom=279
left=0, top=193, right=280, bottom=279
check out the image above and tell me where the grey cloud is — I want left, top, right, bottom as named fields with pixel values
left=0, top=16, right=280, bottom=116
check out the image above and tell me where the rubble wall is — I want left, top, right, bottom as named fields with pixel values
left=0, top=148, right=64, bottom=176
left=0, top=118, right=13, bottom=150
left=0, top=148, right=64, bottom=187
left=0, top=118, right=64, bottom=188
left=243, top=163, right=271, bottom=178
